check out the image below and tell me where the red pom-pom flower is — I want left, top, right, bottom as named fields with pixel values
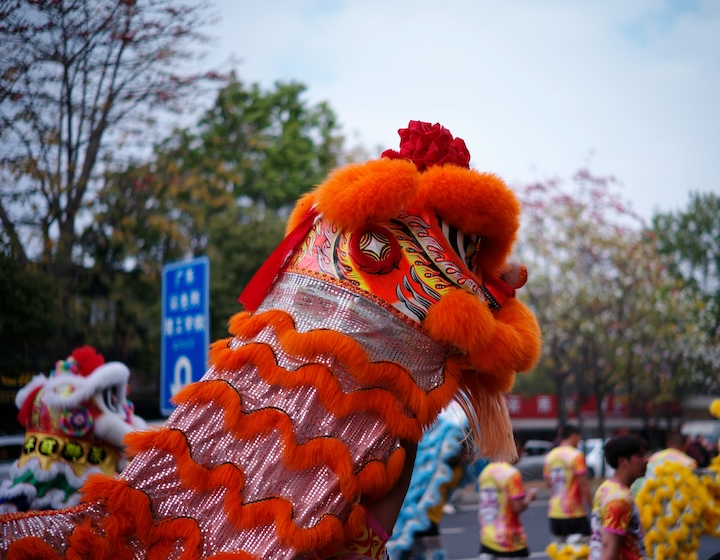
left=382, top=120, right=471, bottom=171
left=71, top=345, right=106, bottom=377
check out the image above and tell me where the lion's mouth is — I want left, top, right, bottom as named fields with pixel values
left=102, top=385, right=124, bottom=414
left=436, top=215, right=481, bottom=273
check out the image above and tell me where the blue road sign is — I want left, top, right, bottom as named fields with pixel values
left=160, top=256, right=210, bottom=416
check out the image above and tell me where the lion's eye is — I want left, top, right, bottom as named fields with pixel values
left=437, top=216, right=481, bottom=271
left=464, top=235, right=482, bottom=271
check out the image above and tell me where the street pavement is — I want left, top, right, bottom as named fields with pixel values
left=438, top=482, right=720, bottom=559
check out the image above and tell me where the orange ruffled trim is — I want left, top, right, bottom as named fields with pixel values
left=219, top=310, right=460, bottom=427
left=123, top=426, right=385, bottom=554
left=5, top=480, right=204, bottom=560
left=6, top=521, right=112, bottom=560
left=105, top=307, right=445, bottom=556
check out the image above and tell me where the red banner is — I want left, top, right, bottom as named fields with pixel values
left=505, top=394, right=632, bottom=419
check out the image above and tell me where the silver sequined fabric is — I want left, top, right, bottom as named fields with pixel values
left=122, top=272, right=449, bottom=558
left=0, top=272, right=451, bottom=559
left=255, top=272, right=448, bottom=393
left=0, top=502, right=106, bottom=555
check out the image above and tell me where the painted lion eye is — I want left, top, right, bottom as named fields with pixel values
left=464, top=235, right=482, bottom=271
left=436, top=215, right=481, bottom=271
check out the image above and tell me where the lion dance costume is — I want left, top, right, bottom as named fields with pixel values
left=635, top=400, right=720, bottom=560
left=0, top=346, right=147, bottom=515
left=0, top=121, right=541, bottom=559
left=386, top=404, right=473, bottom=560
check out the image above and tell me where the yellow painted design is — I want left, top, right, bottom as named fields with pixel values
left=17, top=431, right=120, bottom=477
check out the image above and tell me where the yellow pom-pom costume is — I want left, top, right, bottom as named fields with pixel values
left=636, top=399, right=720, bottom=559
left=545, top=540, right=589, bottom=560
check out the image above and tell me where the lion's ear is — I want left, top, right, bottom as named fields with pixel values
left=311, top=159, right=420, bottom=231
left=411, top=165, right=520, bottom=277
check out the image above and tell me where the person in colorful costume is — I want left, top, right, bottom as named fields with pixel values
left=0, top=346, right=147, bottom=513
left=544, top=424, right=592, bottom=560
left=386, top=403, right=471, bottom=560
left=646, top=432, right=696, bottom=472
left=589, top=434, right=648, bottom=560
left=0, top=121, right=542, bottom=559
left=635, top=403, right=720, bottom=559
left=630, top=431, right=695, bottom=498
left=478, top=436, right=537, bottom=559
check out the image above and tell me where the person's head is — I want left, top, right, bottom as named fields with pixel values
left=666, top=431, right=688, bottom=451
left=604, top=434, right=649, bottom=483
left=560, top=424, right=581, bottom=447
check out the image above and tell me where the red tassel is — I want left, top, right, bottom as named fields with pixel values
left=238, top=208, right=318, bottom=312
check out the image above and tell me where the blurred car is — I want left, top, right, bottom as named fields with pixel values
left=0, top=434, right=24, bottom=482
left=516, top=439, right=553, bottom=481
left=682, top=420, right=720, bottom=447
left=523, top=439, right=554, bottom=456
left=580, top=438, right=615, bottom=479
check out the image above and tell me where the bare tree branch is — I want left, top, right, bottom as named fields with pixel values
left=0, top=0, right=223, bottom=267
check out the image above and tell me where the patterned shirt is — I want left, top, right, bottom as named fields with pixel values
left=589, top=479, right=646, bottom=560
left=543, top=445, right=588, bottom=519
left=646, top=448, right=696, bottom=474
left=478, top=462, right=528, bottom=553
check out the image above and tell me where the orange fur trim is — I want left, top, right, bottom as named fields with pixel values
left=423, top=289, right=540, bottom=460
left=316, top=505, right=369, bottom=559
left=129, top=307, right=460, bottom=552
left=123, top=423, right=404, bottom=553
left=64, top=522, right=112, bottom=560
left=208, top=340, right=422, bottom=440
left=217, top=310, right=460, bottom=427
left=6, top=538, right=60, bottom=560
left=206, top=553, right=256, bottom=560
left=169, top=382, right=408, bottom=499
left=412, top=165, right=520, bottom=277
left=423, top=289, right=540, bottom=378
left=312, top=159, right=420, bottom=231
left=206, top=553, right=257, bottom=560
left=466, top=298, right=541, bottom=375
left=124, top=429, right=245, bottom=495
left=80, top=474, right=203, bottom=560
left=226, top=311, right=253, bottom=337
left=422, top=289, right=498, bottom=355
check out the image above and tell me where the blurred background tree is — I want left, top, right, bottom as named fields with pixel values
left=651, top=193, right=720, bottom=389
left=0, top=0, right=223, bottom=379
left=512, top=171, right=717, bottom=444
left=78, top=78, right=346, bottom=400
left=0, top=0, right=717, bottom=427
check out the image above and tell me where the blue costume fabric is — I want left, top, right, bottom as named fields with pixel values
left=387, top=407, right=483, bottom=560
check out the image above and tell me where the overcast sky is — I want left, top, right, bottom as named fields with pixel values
left=206, top=0, right=720, bottom=221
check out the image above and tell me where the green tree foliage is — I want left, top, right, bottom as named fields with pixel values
left=652, top=193, right=720, bottom=339
left=192, top=77, right=344, bottom=209
left=512, top=170, right=713, bottom=436
left=81, top=78, right=345, bottom=373
left=0, top=0, right=221, bottom=368
left=0, top=252, right=59, bottom=374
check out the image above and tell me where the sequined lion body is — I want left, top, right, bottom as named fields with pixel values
left=0, top=122, right=541, bottom=559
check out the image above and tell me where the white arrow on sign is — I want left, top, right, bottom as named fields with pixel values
left=171, top=355, right=193, bottom=396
